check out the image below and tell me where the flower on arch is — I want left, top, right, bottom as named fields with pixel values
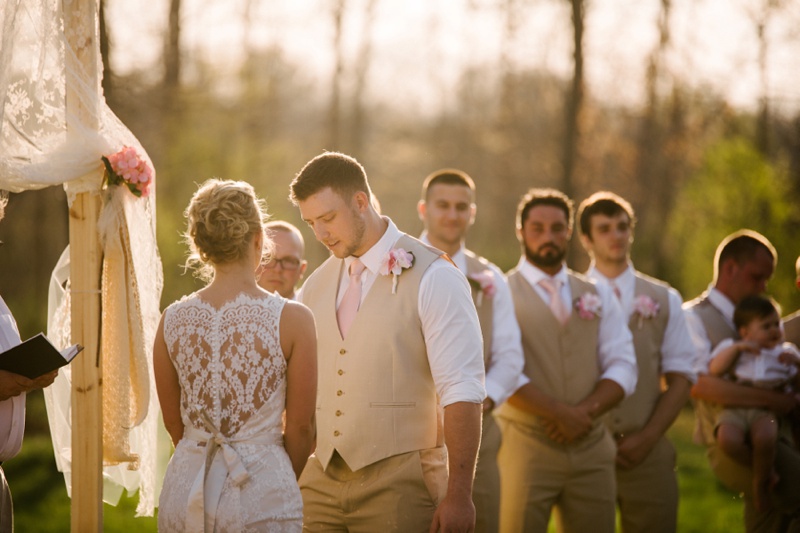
left=379, top=247, right=414, bottom=294
left=102, top=146, right=153, bottom=197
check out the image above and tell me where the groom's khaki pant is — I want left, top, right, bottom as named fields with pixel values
left=299, top=447, right=448, bottom=532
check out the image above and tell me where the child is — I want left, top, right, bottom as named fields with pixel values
left=709, top=294, right=800, bottom=512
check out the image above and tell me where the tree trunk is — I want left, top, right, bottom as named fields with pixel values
left=328, top=0, right=346, bottom=150
left=164, top=0, right=181, bottom=90
left=562, top=0, right=584, bottom=199
left=349, top=0, right=377, bottom=156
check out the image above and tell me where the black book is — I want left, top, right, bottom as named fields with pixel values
left=0, top=333, right=83, bottom=380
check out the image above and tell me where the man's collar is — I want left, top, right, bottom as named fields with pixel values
left=707, top=286, right=736, bottom=321
left=517, top=256, right=567, bottom=285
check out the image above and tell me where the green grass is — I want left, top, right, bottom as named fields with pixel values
left=5, top=397, right=743, bottom=532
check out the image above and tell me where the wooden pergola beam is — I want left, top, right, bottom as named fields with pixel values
left=64, top=0, right=104, bottom=531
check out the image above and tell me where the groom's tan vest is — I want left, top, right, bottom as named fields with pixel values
left=685, top=293, right=737, bottom=445
left=464, top=250, right=494, bottom=366
left=301, top=235, right=444, bottom=471
left=605, top=274, right=670, bottom=436
left=497, top=269, right=603, bottom=440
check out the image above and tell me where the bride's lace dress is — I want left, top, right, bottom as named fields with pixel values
left=158, top=292, right=302, bottom=532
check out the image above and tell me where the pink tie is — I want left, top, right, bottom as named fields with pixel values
left=610, top=280, right=622, bottom=301
left=539, top=278, right=570, bottom=326
left=337, top=259, right=366, bottom=338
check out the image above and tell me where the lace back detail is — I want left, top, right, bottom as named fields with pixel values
left=163, top=293, right=287, bottom=437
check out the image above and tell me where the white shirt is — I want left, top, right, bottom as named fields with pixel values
left=587, top=263, right=697, bottom=383
left=0, top=296, right=26, bottom=462
left=515, top=258, right=638, bottom=397
left=711, top=338, right=799, bottom=387
left=684, top=286, right=736, bottom=375
left=301, top=219, right=486, bottom=408
left=420, top=235, right=528, bottom=406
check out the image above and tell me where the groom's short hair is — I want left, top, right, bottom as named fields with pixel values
left=577, top=191, right=636, bottom=240
left=290, top=151, right=372, bottom=204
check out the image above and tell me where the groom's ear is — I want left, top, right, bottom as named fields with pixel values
left=353, top=190, right=371, bottom=213
left=417, top=199, right=427, bottom=222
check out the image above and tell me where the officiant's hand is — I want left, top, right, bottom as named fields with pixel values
left=429, top=490, right=475, bottom=533
left=0, top=369, right=57, bottom=401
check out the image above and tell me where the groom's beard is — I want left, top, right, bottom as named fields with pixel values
left=525, top=243, right=565, bottom=269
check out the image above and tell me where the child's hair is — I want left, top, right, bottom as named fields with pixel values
left=733, top=294, right=782, bottom=330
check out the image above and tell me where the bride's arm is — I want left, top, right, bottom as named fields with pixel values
left=280, top=301, right=318, bottom=479
left=153, top=312, right=184, bottom=447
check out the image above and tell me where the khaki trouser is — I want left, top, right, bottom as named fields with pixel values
left=709, top=438, right=800, bottom=533
left=299, top=447, right=447, bottom=532
left=615, top=436, right=678, bottom=533
left=473, top=413, right=501, bottom=533
left=497, top=418, right=617, bottom=533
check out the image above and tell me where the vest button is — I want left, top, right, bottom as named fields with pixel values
left=337, top=369, right=344, bottom=376
left=334, top=430, right=341, bottom=437
left=336, top=390, right=343, bottom=396
left=339, top=348, right=346, bottom=355
left=335, top=410, right=342, bottom=416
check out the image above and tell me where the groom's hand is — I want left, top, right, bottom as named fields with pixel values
left=429, top=491, right=475, bottom=533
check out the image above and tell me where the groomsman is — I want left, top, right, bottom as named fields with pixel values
left=495, top=188, right=637, bottom=533
left=290, top=152, right=485, bottom=532
left=257, top=220, right=308, bottom=299
left=417, top=169, right=525, bottom=533
left=783, top=255, right=800, bottom=345
left=577, top=191, right=696, bottom=533
left=685, top=230, right=800, bottom=531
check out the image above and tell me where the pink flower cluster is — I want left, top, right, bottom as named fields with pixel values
left=632, top=295, right=660, bottom=328
left=379, top=247, right=414, bottom=294
left=102, top=146, right=153, bottom=197
left=574, top=292, right=602, bottom=320
left=468, top=270, right=497, bottom=299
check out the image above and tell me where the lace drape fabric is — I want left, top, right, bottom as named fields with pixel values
left=158, top=292, right=302, bottom=533
left=3, top=0, right=164, bottom=517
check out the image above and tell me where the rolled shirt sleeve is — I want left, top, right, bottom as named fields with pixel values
left=418, top=259, right=487, bottom=407
left=660, top=288, right=698, bottom=383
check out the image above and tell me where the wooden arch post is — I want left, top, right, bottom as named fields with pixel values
left=64, top=0, right=104, bottom=531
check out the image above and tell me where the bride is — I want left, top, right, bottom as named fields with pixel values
left=154, top=179, right=316, bottom=532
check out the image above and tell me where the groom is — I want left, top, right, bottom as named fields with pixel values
left=291, top=152, right=486, bottom=532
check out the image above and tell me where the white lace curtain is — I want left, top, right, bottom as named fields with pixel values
left=0, top=0, right=164, bottom=517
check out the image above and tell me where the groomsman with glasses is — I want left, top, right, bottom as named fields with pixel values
left=495, top=187, right=637, bottom=533
left=257, top=221, right=308, bottom=300
left=578, top=191, right=696, bottom=533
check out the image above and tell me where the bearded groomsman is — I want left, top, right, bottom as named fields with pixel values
left=495, top=188, right=637, bottom=533
left=291, top=152, right=485, bottom=532
left=577, top=191, right=696, bottom=533
left=417, top=169, right=525, bottom=533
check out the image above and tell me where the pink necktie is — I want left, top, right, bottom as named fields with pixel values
left=337, top=259, right=366, bottom=338
left=539, top=278, right=570, bottom=326
left=610, top=280, right=622, bottom=301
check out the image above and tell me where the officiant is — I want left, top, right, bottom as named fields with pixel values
left=0, top=193, right=57, bottom=533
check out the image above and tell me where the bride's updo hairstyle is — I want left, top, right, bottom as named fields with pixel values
left=184, top=179, right=271, bottom=281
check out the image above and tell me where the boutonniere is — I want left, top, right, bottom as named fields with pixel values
left=101, top=146, right=153, bottom=198
left=574, top=292, right=602, bottom=320
left=632, top=295, right=660, bottom=329
left=379, top=247, right=414, bottom=294
left=468, top=270, right=497, bottom=307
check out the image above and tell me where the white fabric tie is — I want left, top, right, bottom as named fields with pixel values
left=184, top=413, right=283, bottom=532
left=337, top=259, right=366, bottom=338
left=539, top=278, right=570, bottom=326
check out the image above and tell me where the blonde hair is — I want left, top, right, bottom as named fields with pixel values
left=184, top=179, right=271, bottom=281
left=0, top=192, right=7, bottom=223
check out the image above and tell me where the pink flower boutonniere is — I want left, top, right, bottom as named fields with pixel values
left=379, top=247, right=414, bottom=294
left=468, top=270, right=497, bottom=307
left=101, top=146, right=153, bottom=198
left=632, top=295, right=660, bottom=329
left=574, top=292, right=602, bottom=320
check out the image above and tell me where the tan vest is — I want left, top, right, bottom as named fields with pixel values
left=464, top=250, right=494, bottom=366
left=783, top=310, right=800, bottom=346
left=301, top=235, right=444, bottom=471
left=685, top=293, right=737, bottom=445
left=605, top=273, right=670, bottom=435
left=497, top=269, right=603, bottom=440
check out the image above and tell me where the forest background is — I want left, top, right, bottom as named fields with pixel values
left=1, top=0, right=800, bottom=529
